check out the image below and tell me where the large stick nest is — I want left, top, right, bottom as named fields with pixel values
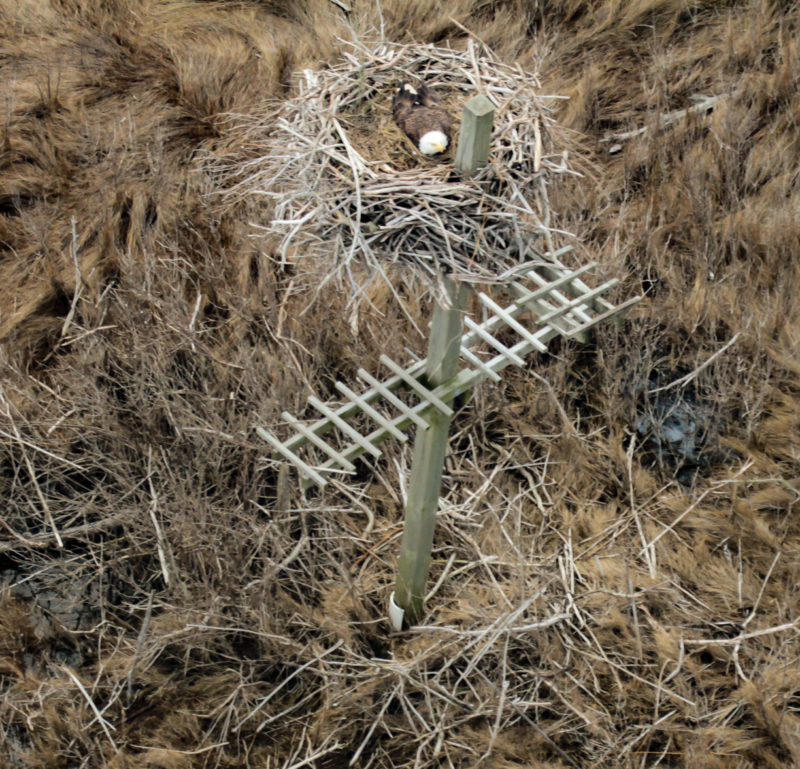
left=226, top=39, right=581, bottom=292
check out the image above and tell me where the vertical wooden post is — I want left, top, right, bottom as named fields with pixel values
left=391, top=277, right=468, bottom=629
left=390, top=96, right=494, bottom=629
left=454, top=94, right=495, bottom=177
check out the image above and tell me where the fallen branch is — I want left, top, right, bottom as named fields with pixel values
left=0, top=516, right=121, bottom=553
left=649, top=332, right=741, bottom=394
left=603, top=94, right=726, bottom=153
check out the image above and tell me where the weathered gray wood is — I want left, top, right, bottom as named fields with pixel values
left=559, top=294, right=644, bottom=338
left=533, top=252, right=616, bottom=315
left=308, top=395, right=382, bottom=457
left=260, top=260, right=642, bottom=491
left=460, top=346, right=501, bottom=382
left=478, top=292, right=551, bottom=351
left=454, top=94, right=495, bottom=177
left=303, top=283, right=640, bottom=485
left=357, top=368, right=429, bottom=430
left=282, top=358, right=427, bottom=453
left=256, top=426, right=328, bottom=488
left=464, top=316, right=526, bottom=365
left=534, top=279, right=619, bottom=325
left=459, top=260, right=596, bottom=349
left=269, top=248, right=575, bottom=461
left=379, top=354, right=453, bottom=417
left=281, top=411, right=356, bottom=472
left=393, top=277, right=468, bottom=627
left=334, top=381, right=407, bottom=441
left=295, top=267, right=635, bottom=484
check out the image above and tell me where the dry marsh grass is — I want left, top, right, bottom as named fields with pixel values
left=1, top=1, right=799, bottom=767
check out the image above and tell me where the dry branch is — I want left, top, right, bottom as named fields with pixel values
left=602, top=93, right=726, bottom=153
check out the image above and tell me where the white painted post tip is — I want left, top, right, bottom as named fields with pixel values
left=389, top=591, right=405, bottom=631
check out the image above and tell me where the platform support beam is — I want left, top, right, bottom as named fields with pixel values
left=392, top=277, right=468, bottom=628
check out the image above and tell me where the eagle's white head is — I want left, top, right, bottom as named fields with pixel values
left=419, top=130, right=448, bottom=155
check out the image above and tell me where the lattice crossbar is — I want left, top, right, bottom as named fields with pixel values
left=256, top=251, right=640, bottom=487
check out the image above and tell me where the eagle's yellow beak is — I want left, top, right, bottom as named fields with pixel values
left=434, top=143, right=445, bottom=153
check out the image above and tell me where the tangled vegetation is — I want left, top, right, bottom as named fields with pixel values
left=1, top=1, right=799, bottom=767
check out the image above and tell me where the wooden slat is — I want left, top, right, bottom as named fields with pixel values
left=525, top=269, right=595, bottom=325
left=255, top=426, right=328, bottom=488
left=460, top=346, right=502, bottom=382
left=357, top=368, right=429, bottom=430
left=280, top=359, right=426, bottom=454
left=561, top=294, right=643, bottom=338
left=461, top=263, right=597, bottom=349
left=335, top=381, right=408, bottom=441
left=508, top=262, right=596, bottom=308
left=535, top=278, right=619, bottom=326
left=307, top=395, right=382, bottom=458
left=273, top=261, right=605, bottom=461
left=379, top=355, right=454, bottom=417
left=281, top=411, right=356, bottom=471
left=463, top=317, right=525, bottom=366
left=477, top=292, right=549, bottom=351
left=536, top=254, right=616, bottom=314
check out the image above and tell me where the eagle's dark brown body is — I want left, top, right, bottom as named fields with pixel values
left=392, top=82, right=453, bottom=155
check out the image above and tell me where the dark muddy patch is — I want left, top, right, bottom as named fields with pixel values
left=633, top=371, right=720, bottom=484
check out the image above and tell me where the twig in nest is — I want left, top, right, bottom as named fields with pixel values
left=683, top=617, right=800, bottom=646
left=0, top=516, right=121, bottom=554
left=0, top=388, right=64, bottom=548
left=147, top=446, right=172, bottom=586
left=64, top=667, right=119, bottom=752
left=60, top=216, right=82, bottom=339
left=126, top=591, right=154, bottom=707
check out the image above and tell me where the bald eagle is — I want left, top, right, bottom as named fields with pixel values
left=392, top=82, right=453, bottom=156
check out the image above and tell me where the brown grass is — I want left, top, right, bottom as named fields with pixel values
left=2, top=1, right=800, bottom=768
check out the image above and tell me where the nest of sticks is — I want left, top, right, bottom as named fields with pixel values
left=226, top=39, right=581, bottom=295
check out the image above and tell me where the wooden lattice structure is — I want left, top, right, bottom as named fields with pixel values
left=254, top=91, right=642, bottom=629
left=257, top=248, right=640, bottom=487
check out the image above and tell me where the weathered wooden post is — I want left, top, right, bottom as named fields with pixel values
left=389, top=95, right=496, bottom=630
left=454, top=94, right=495, bottom=177
left=390, top=277, right=469, bottom=629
